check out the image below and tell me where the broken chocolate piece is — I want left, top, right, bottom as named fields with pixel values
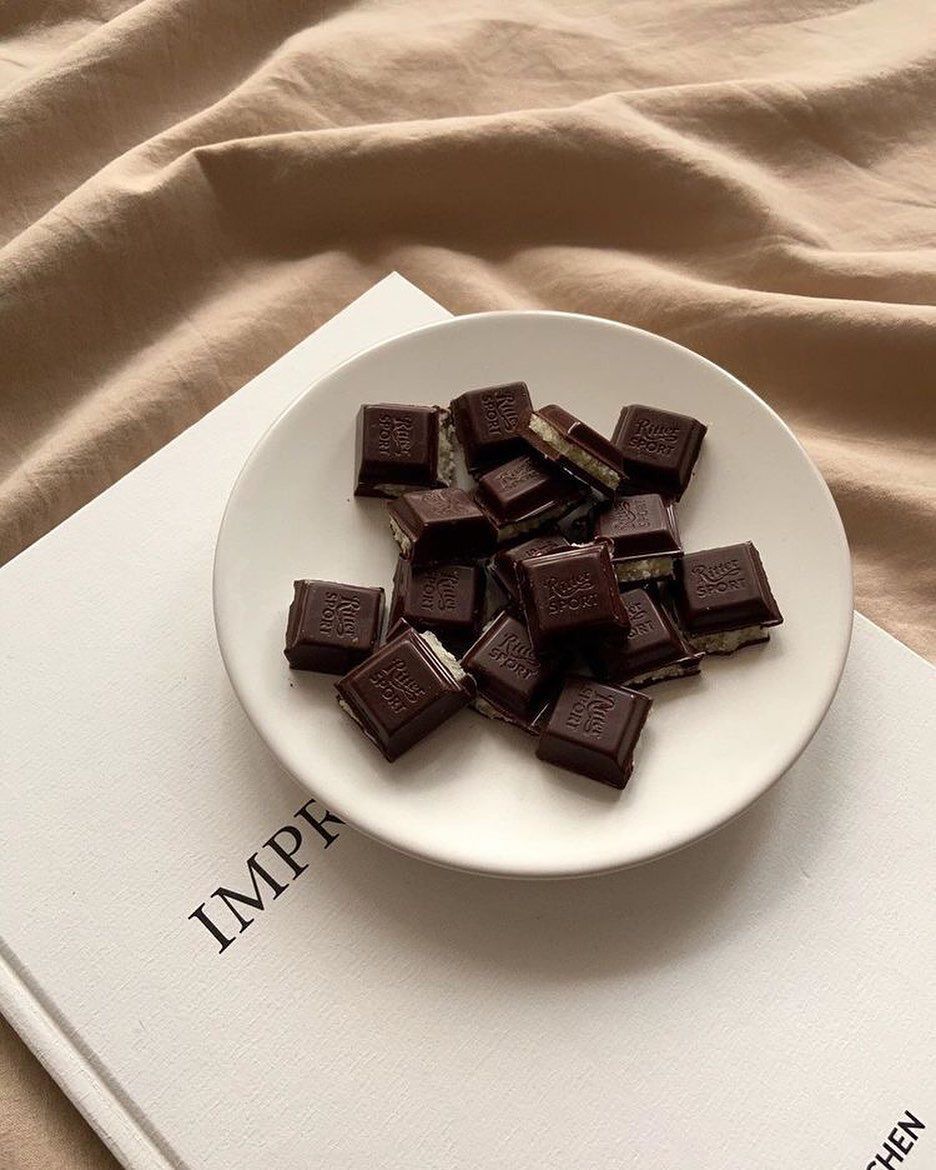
left=516, top=542, right=629, bottom=653
left=521, top=405, right=628, bottom=496
left=284, top=580, right=384, bottom=674
left=450, top=382, right=533, bottom=472
left=387, top=487, right=495, bottom=565
left=389, top=560, right=486, bottom=651
left=593, top=492, right=682, bottom=583
left=585, top=588, right=702, bottom=687
left=475, top=454, right=584, bottom=543
left=536, top=676, right=652, bottom=788
left=354, top=403, right=453, bottom=497
left=611, top=405, right=706, bottom=500
left=461, top=612, right=564, bottom=731
left=673, top=542, right=783, bottom=654
left=335, top=625, right=473, bottom=760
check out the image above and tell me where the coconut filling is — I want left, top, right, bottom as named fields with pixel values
left=494, top=501, right=576, bottom=543
left=614, top=555, right=675, bottom=583
left=337, top=695, right=381, bottom=748
left=388, top=513, right=413, bottom=555
left=628, top=661, right=697, bottom=686
left=690, top=625, right=768, bottom=654
left=372, top=482, right=413, bottom=498
left=528, top=415, right=620, bottom=490
left=437, top=416, right=457, bottom=485
left=418, top=629, right=470, bottom=684
left=472, top=694, right=518, bottom=725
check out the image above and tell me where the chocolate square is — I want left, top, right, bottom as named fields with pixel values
left=335, top=626, right=473, bottom=760
left=516, top=542, right=629, bottom=653
left=354, top=403, right=451, bottom=497
left=461, top=612, right=564, bottom=731
left=450, top=382, right=532, bottom=472
left=611, top=405, right=706, bottom=500
left=284, top=580, right=384, bottom=673
left=521, top=404, right=627, bottom=497
left=475, top=454, right=584, bottom=540
left=536, top=676, right=652, bottom=788
left=674, top=542, right=783, bottom=653
left=594, top=493, right=682, bottom=583
left=490, top=533, right=571, bottom=603
left=585, top=588, right=702, bottom=686
left=389, top=560, right=486, bottom=651
left=387, top=487, right=495, bottom=565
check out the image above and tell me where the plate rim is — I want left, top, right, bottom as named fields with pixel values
left=213, top=309, right=854, bottom=879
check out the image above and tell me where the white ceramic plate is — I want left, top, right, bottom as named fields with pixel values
left=214, top=312, right=852, bottom=878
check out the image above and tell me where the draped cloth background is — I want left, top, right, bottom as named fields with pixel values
left=1, top=2, right=934, bottom=1166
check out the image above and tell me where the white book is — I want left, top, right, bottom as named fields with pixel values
left=1, top=275, right=934, bottom=1170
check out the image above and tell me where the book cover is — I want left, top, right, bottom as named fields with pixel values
left=1, top=277, right=934, bottom=1170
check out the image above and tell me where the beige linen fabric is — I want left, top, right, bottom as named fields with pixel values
left=1, top=2, right=934, bottom=1166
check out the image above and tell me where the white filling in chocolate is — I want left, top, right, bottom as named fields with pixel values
left=614, top=555, right=675, bottom=583
left=473, top=695, right=517, bottom=725
left=629, top=661, right=697, bottom=686
left=388, top=513, right=413, bottom=555
left=494, top=502, right=575, bottom=543
left=528, top=414, right=620, bottom=490
left=690, top=625, right=768, bottom=654
left=437, top=415, right=456, bottom=486
left=337, top=695, right=380, bottom=749
left=418, top=629, right=469, bottom=683
left=372, top=482, right=413, bottom=498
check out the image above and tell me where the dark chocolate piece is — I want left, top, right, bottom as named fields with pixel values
left=335, top=626, right=473, bottom=760
left=516, top=542, right=629, bottom=653
left=475, top=454, right=584, bottom=542
left=461, top=612, right=564, bottom=731
left=387, top=487, right=495, bottom=565
left=593, top=493, right=682, bottom=583
left=490, top=533, right=571, bottom=603
left=585, top=588, right=702, bottom=687
left=354, top=403, right=453, bottom=498
left=673, top=542, right=783, bottom=654
left=284, top=579, right=384, bottom=674
left=521, top=405, right=627, bottom=497
left=611, top=405, right=706, bottom=500
left=450, top=382, right=533, bottom=472
left=536, top=676, right=652, bottom=789
left=389, top=560, right=485, bottom=651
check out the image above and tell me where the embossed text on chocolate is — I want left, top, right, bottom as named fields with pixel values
left=419, top=567, right=459, bottom=612
left=691, top=557, right=743, bottom=597
left=489, top=632, right=537, bottom=678
left=628, top=415, right=680, bottom=456
left=494, top=456, right=538, bottom=489
left=370, top=657, right=426, bottom=712
left=566, top=686, right=615, bottom=738
left=419, top=488, right=457, bottom=517
left=319, top=590, right=360, bottom=638
left=188, top=799, right=343, bottom=955
left=614, top=496, right=651, bottom=529
left=545, top=571, right=598, bottom=615
left=481, top=388, right=520, bottom=435
left=376, top=412, right=413, bottom=456
left=625, top=598, right=653, bottom=638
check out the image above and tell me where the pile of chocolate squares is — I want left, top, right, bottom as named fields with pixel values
left=284, top=383, right=783, bottom=790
